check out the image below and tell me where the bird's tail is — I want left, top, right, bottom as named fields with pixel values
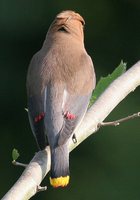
left=50, top=144, right=70, bottom=188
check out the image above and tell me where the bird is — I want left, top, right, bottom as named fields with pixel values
left=26, top=10, right=96, bottom=188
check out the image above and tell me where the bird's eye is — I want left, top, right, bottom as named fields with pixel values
left=81, top=20, right=85, bottom=26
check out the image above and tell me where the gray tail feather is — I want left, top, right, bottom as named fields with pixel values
left=50, top=144, right=69, bottom=178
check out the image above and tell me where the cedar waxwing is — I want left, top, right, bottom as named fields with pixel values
left=27, top=10, right=96, bottom=188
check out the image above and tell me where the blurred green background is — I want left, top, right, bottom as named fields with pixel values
left=0, top=0, right=140, bottom=199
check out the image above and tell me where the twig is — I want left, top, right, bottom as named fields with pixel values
left=37, top=186, right=47, bottom=193
left=12, top=160, right=28, bottom=168
left=24, top=108, right=28, bottom=112
left=99, top=112, right=140, bottom=127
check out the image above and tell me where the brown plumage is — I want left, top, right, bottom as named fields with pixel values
left=27, top=10, right=96, bottom=188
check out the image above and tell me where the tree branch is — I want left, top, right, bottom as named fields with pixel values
left=99, top=111, right=140, bottom=127
left=2, top=61, right=140, bottom=200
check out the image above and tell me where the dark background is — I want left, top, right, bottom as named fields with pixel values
left=0, top=0, right=140, bottom=199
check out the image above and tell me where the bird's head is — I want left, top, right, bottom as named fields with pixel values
left=47, top=10, right=85, bottom=42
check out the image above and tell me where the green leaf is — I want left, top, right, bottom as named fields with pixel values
left=12, top=148, right=20, bottom=161
left=89, top=61, right=127, bottom=107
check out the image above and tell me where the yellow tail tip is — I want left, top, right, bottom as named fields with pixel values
left=50, top=176, right=70, bottom=188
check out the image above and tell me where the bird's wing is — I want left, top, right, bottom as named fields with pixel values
left=27, top=94, right=47, bottom=149
left=58, top=54, right=95, bottom=145
left=27, top=52, right=48, bottom=150
left=58, top=92, right=92, bottom=145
